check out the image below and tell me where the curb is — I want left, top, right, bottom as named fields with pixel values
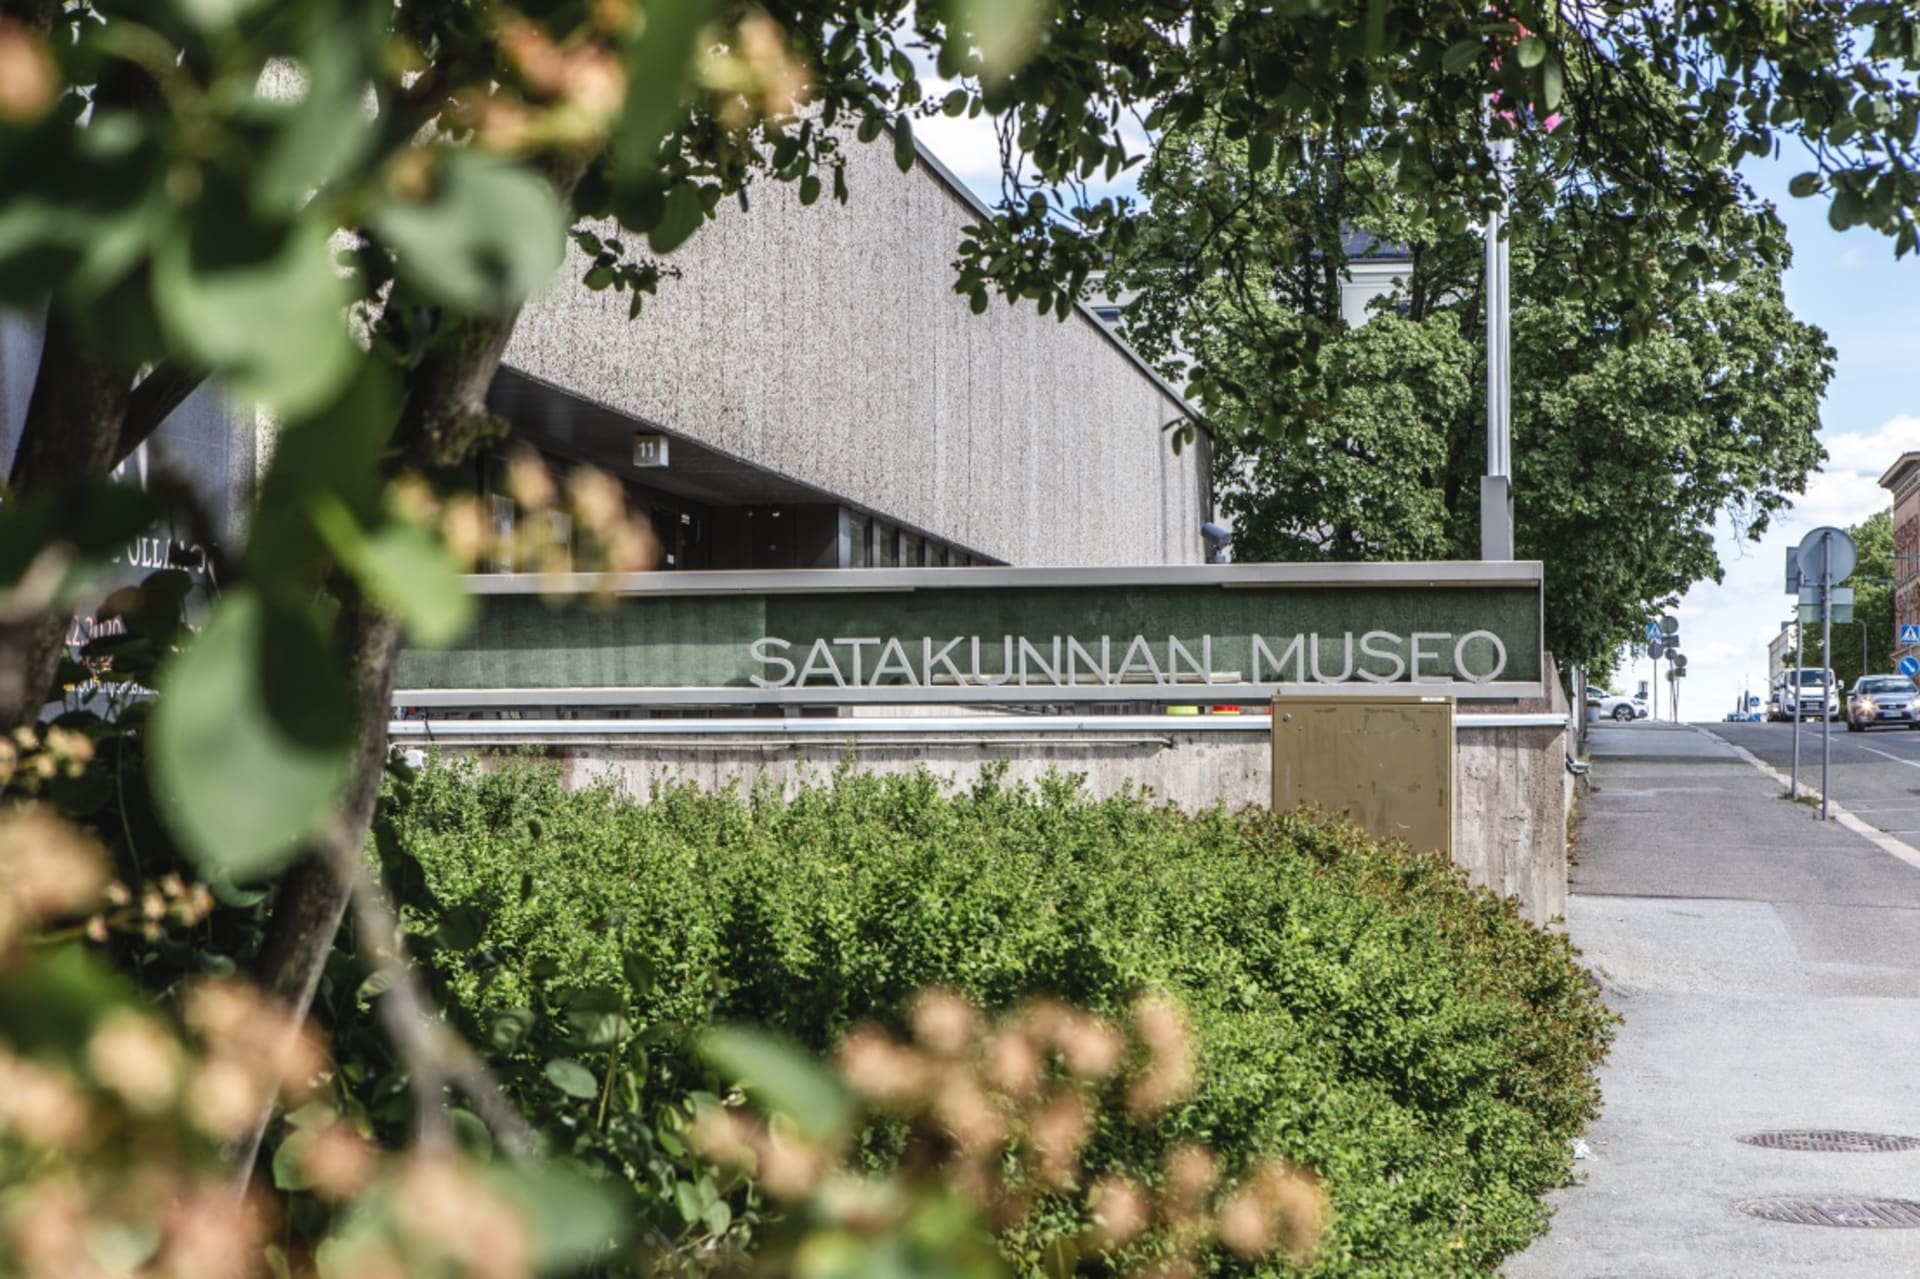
left=1702, top=725, right=1920, bottom=874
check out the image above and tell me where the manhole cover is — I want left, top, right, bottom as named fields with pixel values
left=1740, top=1198, right=1920, bottom=1229
left=1738, top=1130, right=1920, bottom=1153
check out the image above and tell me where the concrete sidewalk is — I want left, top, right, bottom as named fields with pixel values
left=1506, top=722, right=1920, bottom=1277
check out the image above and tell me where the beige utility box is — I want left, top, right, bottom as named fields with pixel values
left=1271, top=695, right=1454, bottom=856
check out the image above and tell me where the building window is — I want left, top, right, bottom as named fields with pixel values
left=901, top=531, right=922, bottom=567
left=875, top=523, right=898, bottom=568
left=845, top=513, right=870, bottom=568
left=487, top=494, right=516, bottom=573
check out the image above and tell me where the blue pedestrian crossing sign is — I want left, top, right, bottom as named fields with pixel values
left=1901, top=656, right=1920, bottom=679
left=1644, top=621, right=1663, bottom=644
left=1901, top=623, right=1920, bottom=646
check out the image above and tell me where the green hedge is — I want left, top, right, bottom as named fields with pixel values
left=390, top=759, right=1612, bottom=1276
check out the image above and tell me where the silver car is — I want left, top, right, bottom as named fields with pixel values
left=1846, top=675, right=1920, bottom=732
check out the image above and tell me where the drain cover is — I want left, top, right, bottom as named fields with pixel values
left=1740, top=1198, right=1920, bottom=1228
left=1738, top=1130, right=1920, bottom=1153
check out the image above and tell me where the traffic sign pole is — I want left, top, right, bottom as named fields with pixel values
left=1822, top=530, right=1834, bottom=822
left=1791, top=622, right=1801, bottom=800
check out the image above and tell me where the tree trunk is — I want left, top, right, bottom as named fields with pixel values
left=0, top=308, right=135, bottom=730
left=231, top=597, right=401, bottom=1178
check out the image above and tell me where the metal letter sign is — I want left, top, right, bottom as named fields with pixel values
left=1901, top=656, right=1920, bottom=679
left=393, top=563, right=1547, bottom=708
left=1900, top=624, right=1920, bottom=646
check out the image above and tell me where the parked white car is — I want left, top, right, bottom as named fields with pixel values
left=1586, top=690, right=1648, bottom=721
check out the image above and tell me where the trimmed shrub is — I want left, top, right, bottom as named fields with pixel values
left=390, top=759, right=1612, bottom=1276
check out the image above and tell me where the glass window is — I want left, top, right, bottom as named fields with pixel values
left=486, top=494, right=516, bottom=573
left=926, top=543, right=946, bottom=568
left=845, top=514, right=870, bottom=568
left=876, top=524, right=898, bottom=568
left=901, top=531, right=922, bottom=566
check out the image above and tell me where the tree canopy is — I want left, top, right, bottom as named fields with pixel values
left=1115, top=106, right=1836, bottom=670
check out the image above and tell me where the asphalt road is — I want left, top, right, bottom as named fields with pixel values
left=1699, top=718, right=1920, bottom=841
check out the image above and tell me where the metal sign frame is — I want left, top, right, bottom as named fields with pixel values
left=393, top=562, right=1547, bottom=709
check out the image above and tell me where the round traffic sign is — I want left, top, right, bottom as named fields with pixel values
left=1797, top=527, right=1857, bottom=586
left=1901, top=655, right=1920, bottom=679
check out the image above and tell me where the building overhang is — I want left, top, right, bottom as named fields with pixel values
left=1878, top=451, right=1920, bottom=496
left=489, top=367, right=840, bottom=509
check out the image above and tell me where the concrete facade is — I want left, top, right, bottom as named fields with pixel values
left=505, top=138, right=1207, bottom=568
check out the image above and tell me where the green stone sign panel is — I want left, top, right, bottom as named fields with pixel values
left=393, top=563, right=1545, bottom=707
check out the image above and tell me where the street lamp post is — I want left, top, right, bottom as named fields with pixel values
left=1480, top=133, right=1515, bottom=562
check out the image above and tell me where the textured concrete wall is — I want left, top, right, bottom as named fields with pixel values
left=457, top=723, right=1569, bottom=923
left=505, top=139, right=1206, bottom=567
left=1454, top=728, right=1569, bottom=921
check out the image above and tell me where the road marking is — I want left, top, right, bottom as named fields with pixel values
left=1854, top=742, right=1920, bottom=770
left=1707, top=729, right=1920, bottom=873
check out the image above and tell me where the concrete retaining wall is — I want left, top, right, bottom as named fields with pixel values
left=460, top=719, right=1569, bottom=924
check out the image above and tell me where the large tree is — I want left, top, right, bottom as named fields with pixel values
left=1115, top=117, right=1835, bottom=671
left=0, top=0, right=1914, bottom=1181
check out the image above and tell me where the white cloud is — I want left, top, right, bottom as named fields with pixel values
left=1819, top=414, right=1920, bottom=477
left=1794, top=466, right=1891, bottom=529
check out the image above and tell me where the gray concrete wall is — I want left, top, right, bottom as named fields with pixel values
left=505, top=138, right=1206, bottom=567
left=461, top=721, right=1569, bottom=924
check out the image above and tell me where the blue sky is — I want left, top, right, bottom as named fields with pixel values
left=916, top=112, right=1920, bottom=719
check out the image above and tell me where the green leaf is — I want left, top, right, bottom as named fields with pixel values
left=958, top=0, right=1050, bottom=80
left=1441, top=40, right=1481, bottom=76
left=490, top=1008, right=537, bottom=1052
left=153, top=206, right=357, bottom=418
left=1830, top=187, right=1867, bottom=231
left=1516, top=35, right=1547, bottom=69
left=251, top=21, right=378, bottom=215
left=893, top=114, right=916, bottom=173
left=1787, top=171, right=1823, bottom=198
left=673, top=1180, right=702, bottom=1224
left=648, top=182, right=705, bottom=254
left=450, top=1107, right=494, bottom=1159
left=176, top=0, right=270, bottom=29
left=490, top=1161, right=628, bottom=1272
left=0, top=112, right=166, bottom=304
left=314, top=509, right=474, bottom=648
left=611, top=0, right=716, bottom=180
left=800, top=174, right=823, bottom=206
left=435, top=904, right=487, bottom=951
left=696, top=1026, right=855, bottom=1143
left=545, top=1058, right=600, bottom=1100
left=566, top=987, right=632, bottom=1048
left=150, top=590, right=354, bottom=881
left=271, top=1133, right=314, bottom=1191
left=369, top=153, right=566, bottom=315
left=1539, top=53, right=1565, bottom=112
left=285, top=1102, right=336, bottom=1130
left=702, top=1198, right=733, bottom=1235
